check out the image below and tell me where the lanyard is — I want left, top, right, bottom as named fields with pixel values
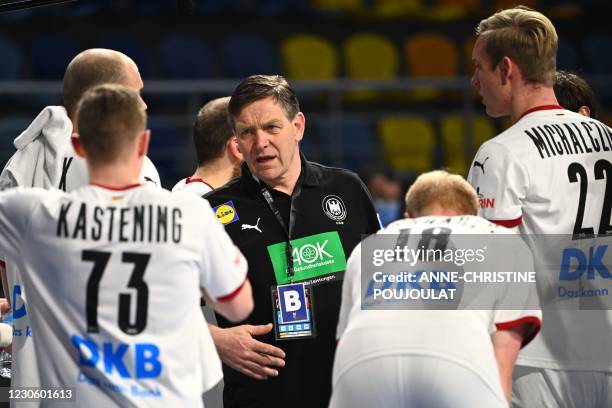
left=259, top=172, right=304, bottom=281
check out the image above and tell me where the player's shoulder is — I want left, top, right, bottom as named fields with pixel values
left=171, top=178, right=187, bottom=192
left=384, top=215, right=513, bottom=235
left=204, top=177, right=242, bottom=203
left=307, top=160, right=362, bottom=184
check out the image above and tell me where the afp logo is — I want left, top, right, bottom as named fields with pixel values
left=322, top=195, right=347, bottom=222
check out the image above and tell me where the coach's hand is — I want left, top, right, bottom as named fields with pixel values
left=209, top=323, right=285, bottom=380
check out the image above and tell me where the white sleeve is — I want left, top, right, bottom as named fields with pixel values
left=139, top=156, right=162, bottom=188
left=337, top=242, right=362, bottom=340
left=492, top=239, right=542, bottom=347
left=198, top=200, right=247, bottom=301
left=467, top=141, right=529, bottom=228
left=0, top=189, right=37, bottom=262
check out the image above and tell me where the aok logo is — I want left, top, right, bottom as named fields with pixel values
left=292, top=240, right=332, bottom=266
left=559, top=245, right=610, bottom=280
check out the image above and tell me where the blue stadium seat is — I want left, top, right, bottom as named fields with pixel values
left=97, top=35, right=151, bottom=79
left=0, top=36, right=21, bottom=80
left=147, top=118, right=192, bottom=187
left=316, top=116, right=379, bottom=171
left=30, top=35, right=81, bottom=79
left=584, top=33, right=612, bottom=74
left=557, top=37, right=578, bottom=71
left=221, top=35, right=280, bottom=78
left=158, top=35, right=214, bottom=78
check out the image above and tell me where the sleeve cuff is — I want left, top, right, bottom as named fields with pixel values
left=496, top=315, right=542, bottom=348
left=216, top=276, right=248, bottom=302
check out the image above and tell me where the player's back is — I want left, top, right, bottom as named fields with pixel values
left=0, top=184, right=244, bottom=407
left=336, top=215, right=539, bottom=394
left=468, top=108, right=612, bottom=371
left=469, top=109, right=610, bottom=237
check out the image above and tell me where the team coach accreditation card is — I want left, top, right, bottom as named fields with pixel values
left=268, top=231, right=347, bottom=340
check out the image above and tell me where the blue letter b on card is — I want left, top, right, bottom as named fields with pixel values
left=279, top=283, right=308, bottom=324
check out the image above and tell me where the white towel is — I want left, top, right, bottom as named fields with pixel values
left=0, top=106, right=72, bottom=190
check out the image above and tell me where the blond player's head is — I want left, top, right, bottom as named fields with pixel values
left=404, top=170, right=478, bottom=218
left=476, top=6, right=557, bottom=87
left=76, top=84, right=147, bottom=166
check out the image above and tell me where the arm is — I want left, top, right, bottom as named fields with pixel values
left=202, top=280, right=253, bottom=323
left=491, top=327, right=524, bottom=404
left=467, top=142, right=527, bottom=230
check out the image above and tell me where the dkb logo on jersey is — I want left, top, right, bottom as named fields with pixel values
left=71, top=335, right=162, bottom=379
left=268, top=231, right=347, bottom=285
left=213, top=201, right=239, bottom=225
left=560, top=245, right=610, bottom=281
left=278, top=283, right=309, bottom=324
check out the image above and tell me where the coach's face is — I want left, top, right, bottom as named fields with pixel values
left=471, top=35, right=511, bottom=117
left=234, top=96, right=304, bottom=186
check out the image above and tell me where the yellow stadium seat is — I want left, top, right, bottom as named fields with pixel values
left=378, top=116, right=435, bottom=173
left=281, top=34, right=339, bottom=80
left=344, top=32, right=399, bottom=79
left=440, top=115, right=496, bottom=176
left=372, top=0, right=423, bottom=17
left=312, top=0, right=364, bottom=13
left=343, top=32, right=399, bottom=99
left=404, top=32, right=459, bottom=99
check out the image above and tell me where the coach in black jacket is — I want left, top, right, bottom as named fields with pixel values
left=205, top=75, right=380, bottom=408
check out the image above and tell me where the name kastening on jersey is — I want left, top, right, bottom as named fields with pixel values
left=525, top=120, right=612, bottom=159
left=56, top=202, right=182, bottom=243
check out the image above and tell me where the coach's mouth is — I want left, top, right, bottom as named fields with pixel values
left=256, top=155, right=275, bottom=164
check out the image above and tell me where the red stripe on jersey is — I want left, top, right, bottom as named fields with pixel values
left=0, top=260, right=5, bottom=268
left=496, top=316, right=542, bottom=348
left=519, top=104, right=564, bottom=120
left=491, top=217, right=523, bottom=228
left=90, top=182, right=143, bottom=191
left=217, top=277, right=248, bottom=302
left=186, top=177, right=213, bottom=190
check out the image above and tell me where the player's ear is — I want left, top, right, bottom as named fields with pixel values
left=404, top=211, right=413, bottom=219
left=137, top=130, right=150, bottom=157
left=227, top=136, right=244, bottom=163
left=578, top=106, right=591, bottom=118
left=71, top=134, right=86, bottom=158
left=499, top=57, right=512, bottom=85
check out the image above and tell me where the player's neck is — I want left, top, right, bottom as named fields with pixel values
left=193, top=159, right=236, bottom=189
left=88, top=161, right=142, bottom=189
left=510, top=85, right=559, bottom=124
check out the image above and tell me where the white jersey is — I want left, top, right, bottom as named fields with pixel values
left=336, top=215, right=541, bottom=399
left=467, top=107, right=612, bottom=371
left=0, top=184, right=246, bottom=407
left=171, top=177, right=213, bottom=196
left=0, top=106, right=161, bottom=393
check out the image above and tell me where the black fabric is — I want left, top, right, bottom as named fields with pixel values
left=205, top=155, right=379, bottom=408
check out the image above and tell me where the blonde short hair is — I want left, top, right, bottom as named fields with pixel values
left=77, top=84, right=146, bottom=165
left=405, top=170, right=478, bottom=217
left=476, top=6, right=557, bottom=86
